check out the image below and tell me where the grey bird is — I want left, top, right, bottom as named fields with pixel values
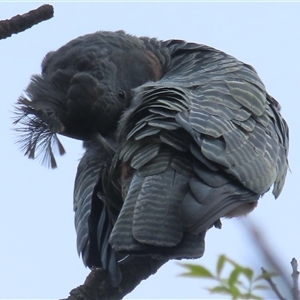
left=14, top=30, right=289, bottom=287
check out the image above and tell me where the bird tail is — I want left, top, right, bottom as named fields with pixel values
left=109, top=148, right=257, bottom=260
left=110, top=156, right=206, bottom=259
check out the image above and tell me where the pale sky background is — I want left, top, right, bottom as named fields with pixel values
left=0, top=2, right=299, bottom=299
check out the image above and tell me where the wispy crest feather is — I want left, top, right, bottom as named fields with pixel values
left=13, top=97, right=65, bottom=168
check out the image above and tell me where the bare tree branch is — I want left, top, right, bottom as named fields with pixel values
left=60, top=256, right=167, bottom=300
left=261, top=267, right=287, bottom=300
left=291, top=258, right=299, bottom=300
left=0, top=4, right=53, bottom=40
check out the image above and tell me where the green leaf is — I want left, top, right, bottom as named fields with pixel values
left=228, top=266, right=243, bottom=287
left=217, top=254, right=226, bottom=276
left=255, top=271, right=278, bottom=281
left=180, top=263, right=214, bottom=278
left=242, top=267, right=254, bottom=281
left=226, top=256, right=241, bottom=268
left=208, top=286, right=231, bottom=295
left=252, top=284, right=270, bottom=291
left=229, top=285, right=242, bottom=299
left=240, top=292, right=263, bottom=300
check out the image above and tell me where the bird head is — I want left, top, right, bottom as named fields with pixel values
left=13, top=31, right=166, bottom=167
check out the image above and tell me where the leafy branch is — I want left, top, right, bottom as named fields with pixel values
left=180, top=254, right=299, bottom=300
left=180, top=255, right=274, bottom=299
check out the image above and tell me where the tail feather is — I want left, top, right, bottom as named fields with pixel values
left=109, top=173, right=148, bottom=253
left=132, top=169, right=189, bottom=247
left=110, top=169, right=207, bottom=260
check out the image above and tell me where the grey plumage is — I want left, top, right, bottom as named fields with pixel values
left=110, top=39, right=288, bottom=259
left=13, top=30, right=289, bottom=287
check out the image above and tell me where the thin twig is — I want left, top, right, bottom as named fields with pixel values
left=0, top=4, right=54, bottom=40
left=291, top=258, right=299, bottom=300
left=242, top=218, right=292, bottom=293
left=261, top=267, right=286, bottom=300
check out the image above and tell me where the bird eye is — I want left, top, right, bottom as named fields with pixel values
left=118, top=90, right=126, bottom=100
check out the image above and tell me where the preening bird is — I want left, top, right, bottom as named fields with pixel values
left=14, top=30, right=289, bottom=287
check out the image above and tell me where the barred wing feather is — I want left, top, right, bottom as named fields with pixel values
left=110, top=41, right=289, bottom=257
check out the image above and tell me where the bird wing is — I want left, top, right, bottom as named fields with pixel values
left=109, top=40, right=289, bottom=256
left=73, top=137, right=122, bottom=286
